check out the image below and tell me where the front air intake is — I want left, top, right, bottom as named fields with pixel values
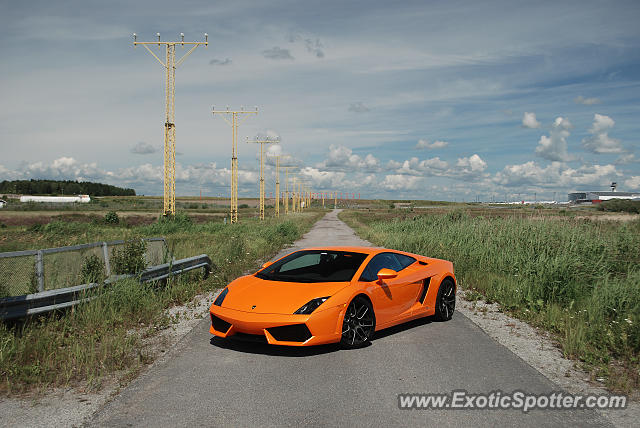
left=210, top=314, right=232, bottom=333
left=267, top=324, right=312, bottom=342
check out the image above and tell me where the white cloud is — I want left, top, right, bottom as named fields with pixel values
left=1, top=157, right=263, bottom=195
left=416, top=139, right=449, bottom=150
left=299, top=167, right=346, bottom=188
left=535, top=117, right=574, bottom=162
left=348, top=102, right=370, bottom=113
left=304, top=38, right=325, bottom=58
left=574, top=96, right=601, bottom=105
left=393, top=156, right=450, bottom=176
left=262, top=47, right=294, bottom=60
left=522, top=112, right=541, bottom=129
left=582, top=114, right=624, bottom=154
left=131, top=142, right=156, bottom=155
left=381, top=174, right=422, bottom=190
left=625, top=176, right=640, bottom=190
left=317, top=144, right=380, bottom=171
left=209, top=58, right=232, bottom=66
left=455, top=154, right=487, bottom=176
left=615, top=153, right=637, bottom=165
left=494, top=161, right=620, bottom=188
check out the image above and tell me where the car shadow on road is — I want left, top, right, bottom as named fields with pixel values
left=371, top=316, right=435, bottom=341
left=209, top=316, right=436, bottom=356
left=209, top=336, right=341, bottom=357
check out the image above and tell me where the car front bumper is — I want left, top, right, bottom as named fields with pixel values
left=209, top=304, right=345, bottom=346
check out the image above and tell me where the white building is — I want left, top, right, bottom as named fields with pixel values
left=19, top=195, right=91, bottom=203
left=0, top=199, right=6, bottom=208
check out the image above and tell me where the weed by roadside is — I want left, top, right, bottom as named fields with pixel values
left=340, top=209, right=640, bottom=394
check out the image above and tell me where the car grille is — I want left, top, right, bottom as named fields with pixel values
left=210, top=313, right=232, bottom=333
left=267, top=324, right=312, bottom=342
left=231, top=332, right=269, bottom=344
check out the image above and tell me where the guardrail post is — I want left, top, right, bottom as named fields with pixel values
left=102, top=242, right=111, bottom=277
left=35, top=250, right=45, bottom=292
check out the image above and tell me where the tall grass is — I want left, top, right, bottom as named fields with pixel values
left=0, top=211, right=322, bottom=393
left=341, top=210, right=640, bottom=392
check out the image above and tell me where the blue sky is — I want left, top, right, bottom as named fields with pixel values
left=1, top=0, right=639, bottom=200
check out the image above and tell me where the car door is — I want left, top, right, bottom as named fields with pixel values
left=359, top=252, right=415, bottom=326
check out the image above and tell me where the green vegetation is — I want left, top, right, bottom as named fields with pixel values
left=110, top=239, right=148, bottom=275
left=0, top=179, right=135, bottom=196
left=341, top=209, right=640, bottom=393
left=104, top=211, right=120, bottom=224
left=80, top=254, right=106, bottom=284
left=0, top=211, right=322, bottom=393
left=597, top=199, right=640, bottom=214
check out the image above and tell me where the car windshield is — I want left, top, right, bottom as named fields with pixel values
left=256, top=250, right=368, bottom=283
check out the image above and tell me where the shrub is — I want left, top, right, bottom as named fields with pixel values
left=111, top=239, right=147, bottom=275
left=104, top=211, right=120, bottom=225
left=239, top=204, right=249, bottom=209
left=143, top=212, right=193, bottom=234
left=28, top=223, right=43, bottom=232
left=80, top=254, right=106, bottom=284
left=597, top=199, right=640, bottom=214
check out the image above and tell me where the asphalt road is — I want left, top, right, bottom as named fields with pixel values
left=91, top=210, right=609, bottom=427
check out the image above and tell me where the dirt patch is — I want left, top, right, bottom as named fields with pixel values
left=576, top=213, right=639, bottom=222
left=0, top=213, right=101, bottom=226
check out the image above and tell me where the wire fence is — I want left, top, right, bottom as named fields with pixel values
left=0, top=238, right=168, bottom=298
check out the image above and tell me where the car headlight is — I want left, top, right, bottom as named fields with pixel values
left=213, top=288, right=228, bottom=306
left=294, top=297, right=330, bottom=315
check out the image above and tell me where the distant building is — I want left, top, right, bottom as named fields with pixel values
left=569, top=183, right=640, bottom=204
left=19, top=195, right=91, bottom=203
left=0, top=199, right=6, bottom=208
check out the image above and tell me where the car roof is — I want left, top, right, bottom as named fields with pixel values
left=297, top=246, right=404, bottom=256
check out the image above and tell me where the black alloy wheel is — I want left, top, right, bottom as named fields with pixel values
left=434, top=278, right=456, bottom=321
left=341, top=296, right=375, bottom=348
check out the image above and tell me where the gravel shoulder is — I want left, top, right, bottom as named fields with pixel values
left=456, top=290, right=639, bottom=428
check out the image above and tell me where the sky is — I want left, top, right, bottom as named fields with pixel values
left=1, top=0, right=639, bottom=201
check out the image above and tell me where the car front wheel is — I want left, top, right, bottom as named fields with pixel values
left=340, top=296, right=375, bottom=348
left=434, top=278, right=456, bottom=321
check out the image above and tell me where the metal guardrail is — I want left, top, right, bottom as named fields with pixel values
left=0, top=238, right=168, bottom=296
left=0, top=254, right=212, bottom=320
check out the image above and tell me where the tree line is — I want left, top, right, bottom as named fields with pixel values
left=0, top=180, right=136, bottom=197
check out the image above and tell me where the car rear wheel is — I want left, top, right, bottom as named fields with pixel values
left=434, top=278, right=456, bottom=321
left=341, top=296, right=375, bottom=349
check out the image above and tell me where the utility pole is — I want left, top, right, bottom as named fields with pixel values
left=133, top=32, right=208, bottom=216
left=282, top=166, right=297, bottom=214
left=212, top=106, right=258, bottom=223
left=269, top=155, right=292, bottom=218
left=247, top=137, right=279, bottom=220
left=334, top=191, right=337, bottom=208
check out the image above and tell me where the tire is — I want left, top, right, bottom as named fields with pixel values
left=434, top=278, right=456, bottom=321
left=340, top=296, right=375, bottom=349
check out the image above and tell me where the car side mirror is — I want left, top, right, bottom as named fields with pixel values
left=261, top=261, right=274, bottom=269
left=377, top=268, right=397, bottom=281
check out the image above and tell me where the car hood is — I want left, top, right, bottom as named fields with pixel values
left=222, top=275, right=349, bottom=314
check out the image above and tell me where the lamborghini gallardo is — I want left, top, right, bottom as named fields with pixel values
left=209, top=247, right=456, bottom=348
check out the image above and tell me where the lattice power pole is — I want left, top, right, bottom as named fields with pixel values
left=212, top=107, right=258, bottom=223
left=282, top=167, right=297, bottom=214
left=247, top=137, right=279, bottom=220
left=268, top=154, right=291, bottom=217
left=134, top=32, right=208, bottom=216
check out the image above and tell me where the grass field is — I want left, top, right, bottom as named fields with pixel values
left=0, top=205, right=324, bottom=394
left=340, top=207, right=640, bottom=394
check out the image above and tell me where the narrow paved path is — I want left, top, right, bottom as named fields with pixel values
left=91, top=210, right=608, bottom=427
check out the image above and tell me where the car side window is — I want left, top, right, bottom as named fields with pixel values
left=359, top=252, right=403, bottom=282
left=394, top=253, right=416, bottom=270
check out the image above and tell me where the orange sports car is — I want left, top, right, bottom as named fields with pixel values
left=209, top=246, right=456, bottom=348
